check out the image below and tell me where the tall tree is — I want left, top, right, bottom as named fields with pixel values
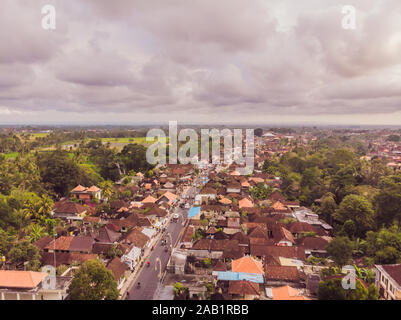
left=334, top=194, right=374, bottom=238
left=68, top=260, right=119, bottom=300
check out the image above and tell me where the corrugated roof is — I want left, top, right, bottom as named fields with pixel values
left=218, top=271, right=264, bottom=283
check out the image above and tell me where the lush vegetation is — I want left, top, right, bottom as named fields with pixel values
left=67, top=260, right=119, bottom=300
left=0, top=130, right=152, bottom=270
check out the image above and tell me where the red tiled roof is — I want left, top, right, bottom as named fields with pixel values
left=232, top=256, right=264, bottom=274
left=265, top=266, right=300, bottom=282
left=228, top=281, right=260, bottom=296
left=0, top=271, right=47, bottom=289
left=107, top=257, right=128, bottom=281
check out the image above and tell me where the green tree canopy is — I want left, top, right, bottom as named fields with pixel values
left=68, top=259, right=119, bottom=300
left=326, top=236, right=353, bottom=267
left=334, top=194, right=374, bottom=238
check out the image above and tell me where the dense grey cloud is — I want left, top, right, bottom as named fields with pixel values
left=0, top=0, right=400, bottom=124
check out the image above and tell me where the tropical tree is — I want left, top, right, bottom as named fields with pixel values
left=68, top=259, right=119, bottom=300
left=326, top=236, right=353, bottom=267
left=29, top=224, right=47, bottom=242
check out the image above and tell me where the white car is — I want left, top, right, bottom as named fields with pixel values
left=173, top=213, right=179, bottom=219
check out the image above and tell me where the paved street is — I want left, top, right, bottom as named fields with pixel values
left=126, top=179, right=200, bottom=300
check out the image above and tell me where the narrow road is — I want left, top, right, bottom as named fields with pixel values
left=126, top=181, right=199, bottom=300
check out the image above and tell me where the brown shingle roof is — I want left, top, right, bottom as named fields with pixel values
left=68, top=236, right=94, bottom=252
left=96, top=226, right=121, bottom=243
left=250, top=245, right=305, bottom=260
left=45, top=236, right=73, bottom=251
left=53, top=202, right=87, bottom=215
left=107, top=257, right=128, bottom=281
left=289, top=222, right=316, bottom=233
left=41, top=252, right=97, bottom=267
left=228, top=281, right=260, bottom=296
left=125, top=228, right=150, bottom=248
left=381, top=264, right=401, bottom=286
left=33, top=236, right=53, bottom=250
left=296, top=236, right=329, bottom=250
left=265, top=266, right=300, bottom=282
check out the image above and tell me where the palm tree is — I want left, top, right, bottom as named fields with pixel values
left=37, top=194, right=54, bottom=218
left=13, top=208, right=32, bottom=236
left=29, top=224, right=46, bottom=242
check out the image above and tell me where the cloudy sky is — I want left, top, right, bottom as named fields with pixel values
left=0, top=0, right=400, bottom=125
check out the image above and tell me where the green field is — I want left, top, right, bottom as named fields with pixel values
left=2, top=136, right=168, bottom=159
left=61, top=137, right=168, bottom=150
left=4, top=152, right=19, bottom=159
left=17, top=132, right=50, bottom=140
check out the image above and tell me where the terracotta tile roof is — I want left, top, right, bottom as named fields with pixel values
left=110, top=200, right=129, bottom=210
left=239, top=198, right=254, bottom=209
left=232, top=256, right=264, bottom=274
left=265, top=266, right=300, bottom=282
left=33, top=236, right=53, bottom=250
left=296, top=236, right=330, bottom=250
left=53, top=202, right=87, bottom=215
left=272, top=286, right=308, bottom=300
left=125, top=227, right=150, bottom=248
left=200, top=187, right=217, bottom=195
left=142, top=195, right=157, bottom=203
left=249, top=238, right=274, bottom=246
left=68, top=236, right=94, bottom=252
left=41, top=252, right=97, bottom=267
left=381, top=264, right=401, bottom=286
left=250, top=245, right=305, bottom=260
left=0, top=271, right=47, bottom=289
left=264, top=254, right=282, bottom=266
left=278, top=227, right=295, bottom=244
left=159, top=191, right=177, bottom=202
left=87, top=185, right=101, bottom=192
left=222, top=242, right=245, bottom=259
left=192, top=239, right=238, bottom=251
left=272, top=201, right=287, bottom=211
left=248, top=226, right=268, bottom=239
left=143, top=205, right=167, bottom=217
left=71, top=185, right=86, bottom=192
left=219, top=197, right=232, bottom=205
left=269, top=191, right=285, bottom=202
left=96, top=227, right=121, bottom=243
left=228, top=281, right=260, bottom=296
left=230, top=232, right=249, bottom=246
left=289, top=222, right=316, bottom=233
left=213, top=260, right=227, bottom=272
left=45, top=236, right=74, bottom=251
left=92, top=242, right=113, bottom=254
left=107, top=257, right=128, bottom=281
